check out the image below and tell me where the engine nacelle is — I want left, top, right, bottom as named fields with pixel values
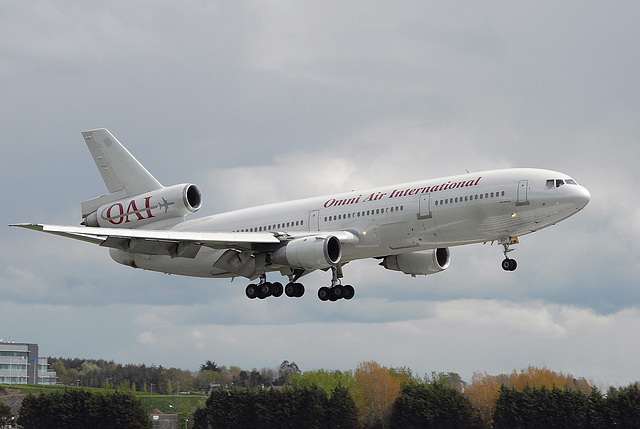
left=83, top=183, right=202, bottom=228
left=381, top=248, right=450, bottom=276
left=270, top=236, right=342, bottom=270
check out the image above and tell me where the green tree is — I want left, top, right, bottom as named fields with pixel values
left=291, top=369, right=355, bottom=397
left=585, top=388, right=607, bottom=429
left=390, top=381, right=480, bottom=429
left=200, top=360, right=220, bottom=373
left=606, top=384, right=640, bottom=428
left=494, top=385, right=589, bottom=429
left=327, top=385, right=358, bottom=429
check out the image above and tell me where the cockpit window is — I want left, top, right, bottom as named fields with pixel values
left=546, top=178, right=577, bottom=189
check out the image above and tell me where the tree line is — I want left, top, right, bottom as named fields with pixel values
left=194, top=362, right=640, bottom=429
left=17, top=389, right=150, bottom=429
left=36, top=359, right=640, bottom=428
left=49, top=357, right=300, bottom=394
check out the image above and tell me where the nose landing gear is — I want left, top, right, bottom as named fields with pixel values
left=500, top=237, right=519, bottom=271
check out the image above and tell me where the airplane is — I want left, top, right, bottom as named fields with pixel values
left=11, top=129, right=591, bottom=302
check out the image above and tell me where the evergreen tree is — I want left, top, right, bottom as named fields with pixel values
left=327, top=385, right=358, bottom=429
left=606, top=384, right=640, bottom=428
left=390, top=381, right=480, bottom=429
left=18, top=389, right=151, bottom=429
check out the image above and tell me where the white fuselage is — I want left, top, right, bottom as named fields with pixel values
left=119, top=168, right=590, bottom=278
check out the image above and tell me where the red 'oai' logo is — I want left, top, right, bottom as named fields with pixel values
left=102, top=197, right=155, bottom=225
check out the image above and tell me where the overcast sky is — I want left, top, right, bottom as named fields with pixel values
left=2, top=1, right=639, bottom=387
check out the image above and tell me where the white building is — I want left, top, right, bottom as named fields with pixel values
left=0, top=340, right=56, bottom=385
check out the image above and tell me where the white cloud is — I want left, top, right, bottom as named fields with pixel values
left=137, top=331, right=157, bottom=346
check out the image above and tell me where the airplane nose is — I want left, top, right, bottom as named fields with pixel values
left=575, top=186, right=591, bottom=209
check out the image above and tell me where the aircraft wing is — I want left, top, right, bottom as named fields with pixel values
left=10, top=223, right=284, bottom=258
left=10, top=223, right=358, bottom=259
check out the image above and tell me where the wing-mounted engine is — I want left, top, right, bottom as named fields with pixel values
left=381, top=248, right=450, bottom=276
left=83, top=183, right=202, bottom=228
left=270, top=235, right=342, bottom=270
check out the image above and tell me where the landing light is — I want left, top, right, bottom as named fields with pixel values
left=362, top=230, right=368, bottom=236
left=511, top=213, right=517, bottom=218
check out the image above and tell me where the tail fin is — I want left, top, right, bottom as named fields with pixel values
left=81, top=129, right=163, bottom=218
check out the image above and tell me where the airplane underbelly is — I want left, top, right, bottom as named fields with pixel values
left=110, top=248, right=232, bottom=278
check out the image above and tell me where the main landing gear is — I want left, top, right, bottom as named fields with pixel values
left=318, top=264, right=355, bottom=302
left=244, top=265, right=356, bottom=302
left=245, top=277, right=305, bottom=299
left=318, top=284, right=355, bottom=301
left=500, top=237, right=518, bottom=271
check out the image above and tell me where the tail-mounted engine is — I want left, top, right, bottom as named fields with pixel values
left=381, top=248, right=450, bottom=276
left=83, top=184, right=202, bottom=228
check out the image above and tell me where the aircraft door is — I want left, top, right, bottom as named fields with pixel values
left=517, top=180, right=530, bottom=206
left=309, top=210, right=320, bottom=231
left=418, top=193, right=432, bottom=219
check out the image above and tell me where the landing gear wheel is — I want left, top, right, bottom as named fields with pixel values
left=502, top=258, right=517, bottom=271
left=271, top=282, right=283, bottom=297
left=246, top=284, right=258, bottom=299
left=318, top=287, right=330, bottom=301
left=285, top=282, right=305, bottom=298
left=333, top=285, right=345, bottom=299
left=343, top=285, right=355, bottom=300
left=259, top=282, right=272, bottom=299
left=285, top=283, right=296, bottom=297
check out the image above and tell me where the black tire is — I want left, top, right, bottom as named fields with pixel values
left=509, top=259, right=518, bottom=271
left=318, top=287, right=330, bottom=301
left=260, top=282, right=272, bottom=298
left=295, top=283, right=305, bottom=298
left=271, top=282, right=283, bottom=297
left=285, top=283, right=296, bottom=297
left=343, top=285, right=355, bottom=300
left=502, top=259, right=512, bottom=271
left=246, top=284, right=258, bottom=299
